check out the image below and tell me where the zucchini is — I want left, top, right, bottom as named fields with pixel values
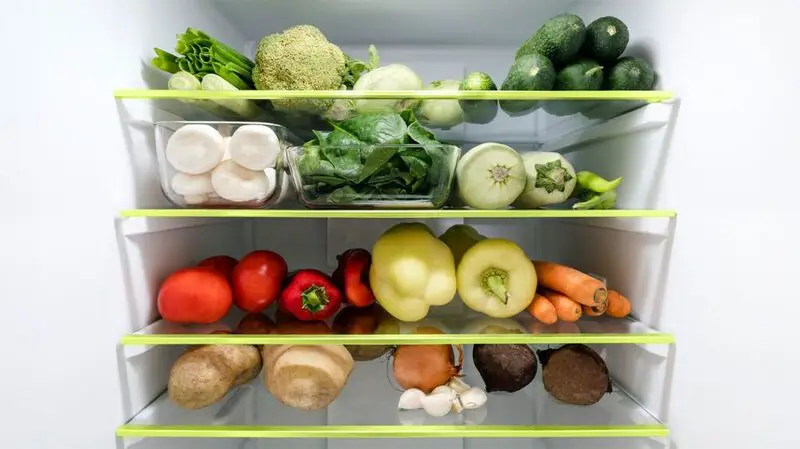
left=459, top=72, right=499, bottom=124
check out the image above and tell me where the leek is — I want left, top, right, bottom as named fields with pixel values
left=152, top=48, right=180, bottom=74
left=154, top=28, right=255, bottom=89
left=201, top=74, right=265, bottom=120
left=168, top=71, right=233, bottom=119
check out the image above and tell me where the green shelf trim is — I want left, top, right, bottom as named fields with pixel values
left=113, top=89, right=673, bottom=102
left=116, top=424, right=669, bottom=439
left=121, top=209, right=677, bottom=219
left=120, top=333, right=675, bottom=346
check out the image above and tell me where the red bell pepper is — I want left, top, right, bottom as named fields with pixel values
left=279, top=269, right=343, bottom=321
left=332, top=248, right=375, bottom=307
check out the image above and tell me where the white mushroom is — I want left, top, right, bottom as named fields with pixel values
left=171, top=172, right=214, bottom=196
left=211, top=160, right=271, bottom=202
left=228, top=125, right=281, bottom=171
left=165, top=124, right=225, bottom=174
left=263, top=168, right=278, bottom=199
left=221, top=136, right=232, bottom=161
left=419, top=392, right=452, bottom=417
left=398, top=389, right=425, bottom=410
left=183, top=194, right=209, bottom=205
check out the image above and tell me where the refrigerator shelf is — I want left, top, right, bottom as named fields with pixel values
left=117, top=369, right=666, bottom=441
left=121, top=312, right=673, bottom=352
left=120, top=209, right=677, bottom=219
left=113, top=89, right=673, bottom=102
left=117, top=424, right=667, bottom=439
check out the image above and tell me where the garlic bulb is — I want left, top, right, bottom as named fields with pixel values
left=398, top=389, right=425, bottom=410
left=420, top=392, right=453, bottom=417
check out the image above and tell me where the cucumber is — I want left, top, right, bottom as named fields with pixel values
left=459, top=72, right=499, bottom=124
left=543, top=59, right=604, bottom=117
left=605, top=57, right=656, bottom=90
left=581, top=17, right=629, bottom=61
left=500, top=54, right=556, bottom=117
left=515, top=14, right=586, bottom=66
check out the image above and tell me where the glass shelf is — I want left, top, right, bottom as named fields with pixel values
left=117, top=361, right=667, bottom=439
left=120, top=209, right=677, bottom=219
left=121, top=310, right=674, bottom=347
left=113, top=89, right=673, bottom=102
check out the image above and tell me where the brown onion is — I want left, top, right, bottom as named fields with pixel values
left=392, top=344, right=463, bottom=394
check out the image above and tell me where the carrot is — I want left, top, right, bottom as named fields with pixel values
left=606, top=290, right=632, bottom=318
left=540, top=288, right=582, bottom=322
left=531, top=321, right=581, bottom=334
left=533, top=261, right=608, bottom=307
left=582, top=301, right=608, bottom=317
left=528, top=293, right=558, bottom=325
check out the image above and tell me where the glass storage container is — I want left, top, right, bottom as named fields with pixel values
left=286, top=143, right=461, bottom=209
left=154, top=121, right=295, bottom=208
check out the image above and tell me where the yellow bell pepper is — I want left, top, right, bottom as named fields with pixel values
left=438, top=224, right=487, bottom=266
left=369, top=223, right=457, bottom=322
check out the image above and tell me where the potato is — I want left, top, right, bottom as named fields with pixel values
left=168, top=344, right=262, bottom=410
left=262, top=344, right=354, bottom=411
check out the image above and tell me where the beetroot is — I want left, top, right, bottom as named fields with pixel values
left=473, top=344, right=537, bottom=393
left=538, top=344, right=612, bottom=405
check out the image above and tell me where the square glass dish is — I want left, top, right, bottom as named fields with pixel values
left=154, top=121, right=295, bottom=208
left=286, top=143, right=461, bottom=209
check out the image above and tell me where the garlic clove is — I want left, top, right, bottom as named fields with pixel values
left=398, top=389, right=425, bottom=410
left=447, top=377, right=471, bottom=394
left=431, top=385, right=457, bottom=400
left=459, top=387, right=488, bottom=410
left=419, top=393, right=452, bottom=417
left=451, top=397, right=464, bottom=414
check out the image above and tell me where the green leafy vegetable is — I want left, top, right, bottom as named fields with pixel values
left=339, top=113, right=408, bottom=144
left=298, top=112, right=449, bottom=203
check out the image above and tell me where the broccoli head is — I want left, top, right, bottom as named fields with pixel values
left=252, top=25, right=347, bottom=115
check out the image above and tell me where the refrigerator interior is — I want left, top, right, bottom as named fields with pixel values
left=4, top=0, right=798, bottom=449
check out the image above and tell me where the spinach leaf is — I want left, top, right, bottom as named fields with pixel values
left=328, top=186, right=360, bottom=203
left=357, top=146, right=398, bottom=183
left=298, top=146, right=322, bottom=177
left=339, top=113, right=408, bottom=144
left=307, top=175, right=347, bottom=187
left=399, top=147, right=432, bottom=180
left=320, top=126, right=364, bottom=181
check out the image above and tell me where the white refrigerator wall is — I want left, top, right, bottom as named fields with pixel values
left=2, top=2, right=799, bottom=449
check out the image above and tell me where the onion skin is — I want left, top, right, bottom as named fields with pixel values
left=392, top=344, right=463, bottom=394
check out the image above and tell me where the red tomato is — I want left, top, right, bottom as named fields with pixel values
left=235, top=312, right=276, bottom=334
left=198, top=255, right=238, bottom=282
left=157, top=267, right=232, bottom=324
left=231, top=250, right=288, bottom=313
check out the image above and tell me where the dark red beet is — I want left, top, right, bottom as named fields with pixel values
left=538, top=344, right=612, bottom=405
left=473, top=344, right=538, bottom=393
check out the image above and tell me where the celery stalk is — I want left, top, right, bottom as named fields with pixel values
left=201, top=74, right=265, bottom=120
